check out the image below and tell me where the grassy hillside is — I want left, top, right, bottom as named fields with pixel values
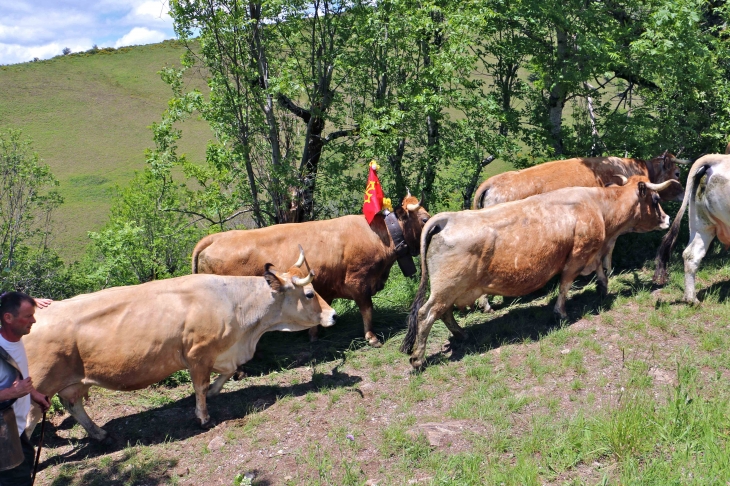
left=0, top=42, right=211, bottom=260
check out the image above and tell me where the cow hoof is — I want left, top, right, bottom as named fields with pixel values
left=90, top=430, right=110, bottom=443
left=409, top=357, right=424, bottom=370
left=684, top=297, right=700, bottom=306
left=200, top=418, right=217, bottom=430
left=368, top=337, right=382, bottom=348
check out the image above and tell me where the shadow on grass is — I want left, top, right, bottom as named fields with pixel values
left=39, top=369, right=361, bottom=469
left=420, top=270, right=656, bottom=368
left=48, top=447, right=178, bottom=486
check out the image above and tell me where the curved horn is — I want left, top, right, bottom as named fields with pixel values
left=644, top=180, right=673, bottom=192
left=613, top=174, right=628, bottom=186
left=406, top=187, right=411, bottom=197
left=292, top=271, right=315, bottom=286
left=406, top=202, right=419, bottom=211
left=293, top=244, right=305, bottom=267
left=671, top=157, right=691, bottom=165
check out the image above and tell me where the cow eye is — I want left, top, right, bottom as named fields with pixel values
left=652, top=194, right=660, bottom=206
left=305, top=291, right=315, bottom=300
left=421, top=217, right=429, bottom=224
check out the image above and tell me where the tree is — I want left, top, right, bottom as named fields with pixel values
left=0, top=129, right=64, bottom=294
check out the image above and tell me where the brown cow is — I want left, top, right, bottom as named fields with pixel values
left=471, top=153, right=687, bottom=311
left=472, top=152, right=688, bottom=210
left=192, top=195, right=430, bottom=347
left=25, top=249, right=336, bottom=440
left=402, top=177, right=680, bottom=369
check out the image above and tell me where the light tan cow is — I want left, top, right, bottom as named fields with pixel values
left=402, top=177, right=679, bottom=369
left=25, top=248, right=336, bottom=441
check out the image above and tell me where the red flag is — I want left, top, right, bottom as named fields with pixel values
left=363, top=160, right=385, bottom=224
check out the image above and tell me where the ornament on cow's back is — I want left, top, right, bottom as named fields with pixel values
left=363, top=160, right=392, bottom=224
left=362, top=160, right=416, bottom=278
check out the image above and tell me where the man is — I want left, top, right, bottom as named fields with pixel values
left=0, top=292, right=50, bottom=486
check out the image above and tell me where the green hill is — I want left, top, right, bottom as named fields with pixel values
left=0, top=41, right=211, bottom=260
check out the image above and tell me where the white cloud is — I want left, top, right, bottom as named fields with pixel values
left=114, top=27, right=166, bottom=48
left=0, top=1, right=175, bottom=65
left=133, top=1, right=171, bottom=21
left=0, top=42, right=85, bottom=65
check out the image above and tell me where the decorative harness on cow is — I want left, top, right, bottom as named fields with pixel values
left=383, top=211, right=417, bottom=278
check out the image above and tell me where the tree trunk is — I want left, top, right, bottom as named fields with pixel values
left=387, top=138, right=407, bottom=199
left=462, top=155, right=496, bottom=209
left=547, top=27, right=569, bottom=156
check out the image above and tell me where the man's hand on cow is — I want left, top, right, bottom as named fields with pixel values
left=34, top=298, right=53, bottom=309
left=0, top=377, right=33, bottom=400
left=30, top=388, right=51, bottom=412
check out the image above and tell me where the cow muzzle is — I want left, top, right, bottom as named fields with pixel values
left=321, top=310, right=338, bottom=328
left=660, top=214, right=670, bottom=230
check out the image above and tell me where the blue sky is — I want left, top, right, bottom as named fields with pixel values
left=0, top=0, right=176, bottom=65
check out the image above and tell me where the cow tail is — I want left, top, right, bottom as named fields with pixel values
left=400, top=218, right=442, bottom=354
left=653, top=157, right=715, bottom=284
left=191, top=235, right=215, bottom=274
left=472, top=185, right=487, bottom=210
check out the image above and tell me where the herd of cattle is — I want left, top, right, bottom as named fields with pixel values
left=20, top=146, right=730, bottom=440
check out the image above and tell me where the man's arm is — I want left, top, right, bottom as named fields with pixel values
left=0, top=377, right=33, bottom=401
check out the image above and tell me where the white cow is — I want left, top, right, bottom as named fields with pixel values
left=25, top=248, right=336, bottom=440
left=654, top=154, right=730, bottom=302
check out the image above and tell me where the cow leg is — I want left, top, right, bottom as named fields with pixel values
left=410, top=298, right=448, bottom=369
left=190, top=366, right=215, bottom=428
left=553, top=274, right=579, bottom=319
left=682, top=227, right=715, bottom=304
left=356, top=295, right=381, bottom=348
left=58, top=385, right=108, bottom=441
left=207, top=371, right=236, bottom=398
left=596, top=261, right=609, bottom=297
left=442, top=308, right=466, bottom=341
left=602, top=237, right=618, bottom=273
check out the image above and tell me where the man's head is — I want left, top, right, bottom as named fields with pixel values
left=0, top=291, right=37, bottom=341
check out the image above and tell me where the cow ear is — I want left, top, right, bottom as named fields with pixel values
left=638, top=182, right=647, bottom=197
left=263, top=263, right=284, bottom=292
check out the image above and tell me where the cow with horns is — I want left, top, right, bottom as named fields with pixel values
left=192, top=194, right=430, bottom=347
left=471, top=152, right=687, bottom=311
left=402, top=177, right=679, bottom=369
left=24, top=247, right=335, bottom=440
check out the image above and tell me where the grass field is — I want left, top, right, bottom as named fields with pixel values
left=30, top=241, right=730, bottom=485
left=0, top=42, right=211, bottom=260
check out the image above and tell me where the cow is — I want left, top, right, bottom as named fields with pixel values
left=192, top=195, right=430, bottom=347
left=472, top=152, right=688, bottom=210
left=24, top=248, right=336, bottom=441
left=653, top=154, right=730, bottom=303
left=401, top=177, right=679, bottom=369
left=471, top=153, right=687, bottom=311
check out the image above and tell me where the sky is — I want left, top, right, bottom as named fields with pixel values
left=0, top=0, right=176, bottom=65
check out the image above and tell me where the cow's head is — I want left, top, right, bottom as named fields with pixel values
left=646, top=151, right=689, bottom=183
left=263, top=246, right=337, bottom=330
left=628, top=177, right=679, bottom=232
left=394, top=191, right=431, bottom=256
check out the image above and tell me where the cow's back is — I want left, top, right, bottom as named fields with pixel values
left=474, top=157, right=648, bottom=208
left=194, top=216, right=391, bottom=301
left=476, top=159, right=603, bottom=207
